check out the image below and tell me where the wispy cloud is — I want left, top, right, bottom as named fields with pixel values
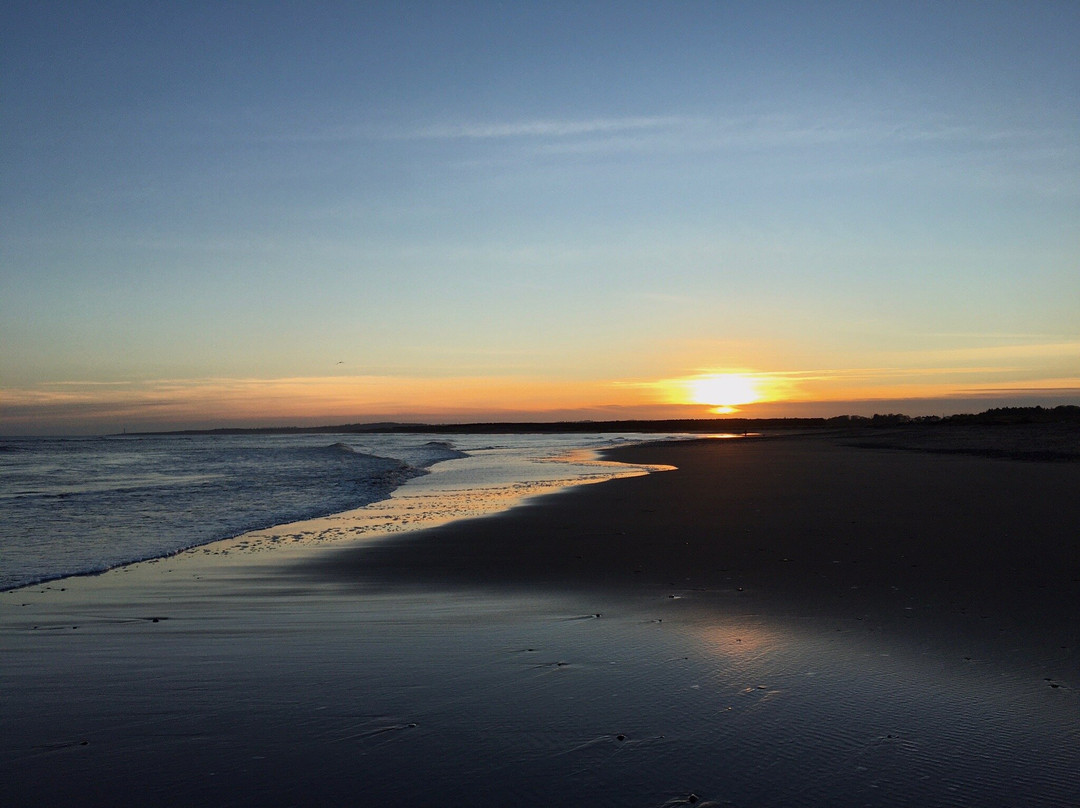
left=256, top=116, right=685, bottom=144
left=404, top=116, right=684, bottom=140
left=255, top=111, right=1074, bottom=185
left=0, top=374, right=650, bottom=431
left=890, top=341, right=1080, bottom=365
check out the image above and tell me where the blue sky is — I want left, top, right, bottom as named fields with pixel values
left=2, top=1, right=1078, bottom=433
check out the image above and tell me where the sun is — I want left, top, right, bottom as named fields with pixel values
left=685, top=373, right=761, bottom=413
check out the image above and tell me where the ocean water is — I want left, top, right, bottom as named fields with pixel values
left=0, top=432, right=677, bottom=591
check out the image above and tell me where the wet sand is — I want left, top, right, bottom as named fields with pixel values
left=3, top=434, right=1078, bottom=807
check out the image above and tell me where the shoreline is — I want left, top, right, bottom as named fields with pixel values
left=302, top=433, right=1080, bottom=660
left=3, top=432, right=1078, bottom=806
left=6, top=421, right=1076, bottom=594
left=0, top=433, right=674, bottom=593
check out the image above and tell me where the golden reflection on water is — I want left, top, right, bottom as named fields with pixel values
left=186, top=453, right=674, bottom=563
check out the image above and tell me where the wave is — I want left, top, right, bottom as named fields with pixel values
left=315, top=440, right=467, bottom=468
left=317, top=442, right=411, bottom=464
left=0, top=438, right=465, bottom=591
left=414, top=442, right=470, bottom=466
left=0, top=434, right=547, bottom=591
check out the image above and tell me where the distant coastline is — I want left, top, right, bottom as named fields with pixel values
left=117, top=405, right=1080, bottom=463
left=121, top=404, right=1080, bottom=436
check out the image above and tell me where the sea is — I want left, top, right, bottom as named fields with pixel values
left=0, top=431, right=683, bottom=591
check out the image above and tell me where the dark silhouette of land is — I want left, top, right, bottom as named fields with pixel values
left=123, top=405, right=1080, bottom=461
left=123, top=404, right=1080, bottom=434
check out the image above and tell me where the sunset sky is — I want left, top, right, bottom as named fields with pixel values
left=3, top=2, right=1078, bottom=434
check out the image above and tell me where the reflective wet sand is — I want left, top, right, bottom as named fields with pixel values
left=3, top=435, right=1078, bottom=807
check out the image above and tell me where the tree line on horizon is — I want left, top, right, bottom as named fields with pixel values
left=131, top=405, right=1080, bottom=437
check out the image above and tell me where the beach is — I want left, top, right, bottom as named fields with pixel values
left=3, top=433, right=1078, bottom=807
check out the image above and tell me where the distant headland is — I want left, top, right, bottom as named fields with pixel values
left=118, top=405, right=1080, bottom=436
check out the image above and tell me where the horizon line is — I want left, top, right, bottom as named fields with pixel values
left=108, top=404, right=1080, bottom=438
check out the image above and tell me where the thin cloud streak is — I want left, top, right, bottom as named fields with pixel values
left=2, top=374, right=645, bottom=419
left=256, top=116, right=685, bottom=144
left=407, top=116, right=685, bottom=140
left=262, top=111, right=1066, bottom=149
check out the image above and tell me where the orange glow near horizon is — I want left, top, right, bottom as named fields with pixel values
left=653, top=372, right=787, bottom=415
left=2, top=374, right=695, bottom=432
left=685, top=373, right=763, bottom=413
left=5, top=368, right=1079, bottom=435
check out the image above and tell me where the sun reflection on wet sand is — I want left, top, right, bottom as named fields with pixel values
left=162, top=450, right=676, bottom=570
left=696, top=621, right=787, bottom=659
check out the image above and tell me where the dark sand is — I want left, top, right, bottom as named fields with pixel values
left=3, top=434, right=1078, bottom=807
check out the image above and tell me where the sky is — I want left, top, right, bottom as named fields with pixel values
left=2, top=1, right=1078, bottom=434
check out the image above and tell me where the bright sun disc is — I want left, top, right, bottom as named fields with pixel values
left=686, top=374, right=760, bottom=408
